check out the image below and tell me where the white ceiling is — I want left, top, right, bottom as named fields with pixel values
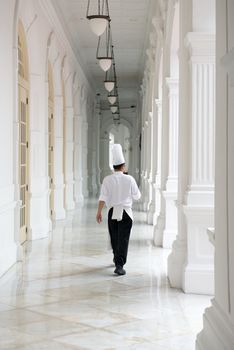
left=52, top=0, right=156, bottom=108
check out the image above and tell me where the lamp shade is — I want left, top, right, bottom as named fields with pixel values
left=99, top=58, right=112, bottom=72
left=88, top=16, right=109, bottom=36
left=108, top=95, right=117, bottom=104
left=104, top=80, right=115, bottom=92
left=111, top=106, right=118, bottom=113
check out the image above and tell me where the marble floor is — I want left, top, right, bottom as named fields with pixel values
left=0, top=200, right=211, bottom=350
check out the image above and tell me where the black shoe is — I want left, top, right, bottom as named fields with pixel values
left=114, top=265, right=126, bottom=276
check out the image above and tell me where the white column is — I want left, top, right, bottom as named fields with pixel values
left=87, top=119, right=94, bottom=196
left=144, top=117, right=152, bottom=211
left=74, top=114, right=84, bottom=204
left=162, top=78, right=179, bottom=248
left=53, top=95, right=66, bottom=219
left=147, top=102, right=158, bottom=224
left=139, top=125, right=146, bottom=209
left=168, top=33, right=215, bottom=294
left=145, top=69, right=155, bottom=213
left=64, top=106, right=75, bottom=210
left=183, top=33, right=215, bottom=294
left=100, top=134, right=110, bottom=182
left=141, top=79, right=150, bottom=211
left=82, top=121, right=89, bottom=198
left=29, top=74, right=51, bottom=239
left=91, top=124, right=98, bottom=196
left=197, top=2, right=234, bottom=348
left=153, top=99, right=164, bottom=245
left=95, top=112, right=101, bottom=194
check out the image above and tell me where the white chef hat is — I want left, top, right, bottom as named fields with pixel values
left=112, top=144, right=125, bottom=166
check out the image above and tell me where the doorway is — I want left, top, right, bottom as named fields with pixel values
left=18, top=20, right=29, bottom=244
left=48, top=62, right=54, bottom=219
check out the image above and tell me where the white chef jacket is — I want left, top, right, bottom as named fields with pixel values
left=99, top=171, right=141, bottom=221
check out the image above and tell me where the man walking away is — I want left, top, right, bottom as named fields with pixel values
left=96, top=144, right=141, bottom=276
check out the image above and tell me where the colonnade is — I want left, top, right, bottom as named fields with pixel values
left=139, top=0, right=216, bottom=296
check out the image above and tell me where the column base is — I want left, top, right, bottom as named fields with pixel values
left=75, top=194, right=84, bottom=204
left=167, top=238, right=186, bottom=289
left=183, top=205, right=214, bottom=294
left=141, top=175, right=149, bottom=212
left=183, top=263, right=214, bottom=295
left=162, top=189, right=178, bottom=249
left=74, top=176, right=83, bottom=204
left=82, top=191, right=89, bottom=199
left=147, top=205, right=155, bottom=225
left=53, top=176, right=65, bottom=221
left=65, top=177, right=75, bottom=210
left=65, top=202, right=75, bottom=211
left=147, top=182, right=155, bottom=224
left=153, top=214, right=165, bottom=246
left=30, top=183, right=51, bottom=239
left=29, top=219, right=51, bottom=240
left=196, top=300, right=234, bottom=350
left=53, top=209, right=66, bottom=221
left=162, top=229, right=177, bottom=249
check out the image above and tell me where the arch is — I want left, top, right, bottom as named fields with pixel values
left=48, top=61, right=54, bottom=103
left=62, top=55, right=73, bottom=107
left=18, top=19, right=29, bottom=82
left=101, top=117, right=133, bottom=138
left=45, top=31, right=62, bottom=97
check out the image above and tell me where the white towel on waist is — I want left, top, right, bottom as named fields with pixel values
left=112, top=205, right=124, bottom=221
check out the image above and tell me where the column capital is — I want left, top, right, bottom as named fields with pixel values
left=155, top=98, right=162, bottom=109
left=166, top=77, right=179, bottom=95
left=152, top=16, right=164, bottom=43
left=220, top=49, right=234, bottom=84
left=185, top=33, right=215, bottom=60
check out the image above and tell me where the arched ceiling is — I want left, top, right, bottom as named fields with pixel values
left=51, top=0, right=156, bottom=108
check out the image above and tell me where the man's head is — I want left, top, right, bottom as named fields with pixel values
left=113, top=163, right=125, bottom=172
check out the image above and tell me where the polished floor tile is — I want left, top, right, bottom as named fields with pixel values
left=0, top=199, right=211, bottom=349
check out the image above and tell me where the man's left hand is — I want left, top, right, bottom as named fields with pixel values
left=96, top=212, right=102, bottom=224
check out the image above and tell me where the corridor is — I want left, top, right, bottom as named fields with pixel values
left=0, top=200, right=210, bottom=350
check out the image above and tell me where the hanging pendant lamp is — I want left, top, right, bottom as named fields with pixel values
left=96, top=22, right=113, bottom=72
left=107, top=54, right=119, bottom=103
left=99, top=58, right=112, bottom=72
left=86, top=0, right=110, bottom=36
left=104, top=80, right=115, bottom=92
left=108, top=95, right=117, bottom=104
left=104, top=60, right=116, bottom=92
left=110, top=105, right=118, bottom=113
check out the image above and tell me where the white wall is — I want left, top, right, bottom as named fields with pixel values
left=0, top=0, right=18, bottom=277
left=0, top=0, right=95, bottom=278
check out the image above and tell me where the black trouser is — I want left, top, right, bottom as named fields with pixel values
left=108, top=208, right=133, bottom=267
